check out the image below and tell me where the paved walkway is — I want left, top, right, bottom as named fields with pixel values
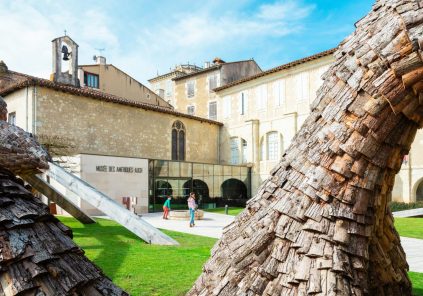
left=141, top=211, right=235, bottom=239
left=393, top=208, right=423, bottom=218
left=141, top=211, right=423, bottom=272
left=401, top=237, right=423, bottom=273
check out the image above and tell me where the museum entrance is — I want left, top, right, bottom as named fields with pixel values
left=148, top=159, right=251, bottom=212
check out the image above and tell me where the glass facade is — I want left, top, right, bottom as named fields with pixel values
left=148, top=159, right=251, bottom=212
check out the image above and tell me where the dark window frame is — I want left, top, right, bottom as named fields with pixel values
left=84, top=71, right=100, bottom=89
left=171, top=121, right=186, bottom=161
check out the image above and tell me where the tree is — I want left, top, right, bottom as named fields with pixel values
left=189, top=0, right=423, bottom=295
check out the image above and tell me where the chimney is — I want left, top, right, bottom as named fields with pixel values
left=212, top=57, right=225, bottom=65
left=204, top=61, right=210, bottom=69
left=96, top=56, right=106, bottom=65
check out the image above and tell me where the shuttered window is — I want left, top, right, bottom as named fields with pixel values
left=209, top=101, right=217, bottom=120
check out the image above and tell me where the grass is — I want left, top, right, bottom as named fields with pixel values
left=203, top=206, right=244, bottom=216
left=58, top=216, right=423, bottom=295
left=394, top=218, right=423, bottom=240
left=58, top=216, right=217, bottom=296
left=411, top=272, right=423, bottom=296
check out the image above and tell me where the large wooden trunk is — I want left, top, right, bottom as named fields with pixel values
left=189, top=0, right=423, bottom=295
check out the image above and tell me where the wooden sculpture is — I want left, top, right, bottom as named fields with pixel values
left=189, top=0, right=423, bottom=295
left=0, top=96, right=128, bottom=295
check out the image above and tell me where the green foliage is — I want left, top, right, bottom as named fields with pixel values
left=389, top=201, right=423, bottom=212
left=58, top=217, right=216, bottom=296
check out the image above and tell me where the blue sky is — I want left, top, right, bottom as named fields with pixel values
left=0, top=0, right=374, bottom=84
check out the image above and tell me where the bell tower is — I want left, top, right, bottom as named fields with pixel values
left=51, top=35, right=79, bottom=87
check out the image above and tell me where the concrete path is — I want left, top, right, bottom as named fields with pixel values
left=401, top=237, right=423, bottom=273
left=393, top=208, right=423, bottom=218
left=140, top=211, right=235, bottom=239
left=141, top=211, right=423, bottom=273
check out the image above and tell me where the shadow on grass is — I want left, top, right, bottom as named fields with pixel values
left=60, top=217, right=145, bottom=279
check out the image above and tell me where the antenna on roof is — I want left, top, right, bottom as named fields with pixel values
left=95, top=48, right=106, bottom=55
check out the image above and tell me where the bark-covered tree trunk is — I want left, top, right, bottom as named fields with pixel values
left=189, top=0, right=423, bottom=295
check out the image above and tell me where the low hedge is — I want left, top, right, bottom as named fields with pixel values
left=389, top=201, right=423, bottom=212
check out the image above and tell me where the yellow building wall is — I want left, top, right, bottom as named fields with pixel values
left=29, top=87, right=219, bottom=164
left=216, top=55, right=334, bottom=193
left=80, top=65, right=171, bottom=108
left=174, top=70, right=219, bottom=118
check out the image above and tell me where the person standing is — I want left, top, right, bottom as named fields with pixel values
left=163, top=196, right=171, bottom=219
left=187, top=192, right=197, bottom=227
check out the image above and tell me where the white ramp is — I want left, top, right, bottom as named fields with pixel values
left=46, top=162, right=178, bottom=245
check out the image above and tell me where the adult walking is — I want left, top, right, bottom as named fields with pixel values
left=162, top=196, right=171, bottom=219
left=187, top=192, right=197, bottom=227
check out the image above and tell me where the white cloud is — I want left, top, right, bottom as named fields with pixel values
left=258, top=0, right=315, bottom=21
left=0, top=0, right=314, bottom=84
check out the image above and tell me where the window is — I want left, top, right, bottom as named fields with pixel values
left=166, top=80, right=173, bottom=97
left=187, top=80, right=195, bottom=98
left=156, top=89, right=165, bottom=98
left=257, top=85, right=267, bottom=110
left=274, top=80, right=285, bottom=106
left=295, top=72, right=310, bottom=102
left=209, top=101, right=217, bottom=120
left=223, top=96, right=231, bottom=118
left=230, top=138, right=239, bottom=165
left=187, top=105, right=195, bottom=115
left=267, top=132, right=279, bottom=161
left=171, top=121, right=186, bottom=160
left=239, top=92, right=248, bottom=115
left=241, top=139, right=247, bottom=163
left=208, top=74, right=218, bottom=91
left=84, top=72, right=99, bottom=88
left=8, top=112, right=16, bottom=125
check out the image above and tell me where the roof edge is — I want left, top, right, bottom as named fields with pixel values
left=0, top=71, right=223, bottom=126
left=213, top=48, right=337, bottom=92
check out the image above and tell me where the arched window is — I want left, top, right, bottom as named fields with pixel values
left=241, top=139, right=247, bottom=163
left=230, top=137, right=239, bottom=165
left=267, top=132, right=279, bottom=161
left=416, top=180, right=423, bottom=202
left=172, top=121, right=186, bottom=160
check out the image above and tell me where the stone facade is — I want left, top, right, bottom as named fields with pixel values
left=4, top=86, right=220, bottom=164
left=150, top=60, right=262, bottom=119
left=215, top=52, right=334, bottom=194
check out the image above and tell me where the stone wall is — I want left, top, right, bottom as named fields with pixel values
left=5, top=86, right=220, bottom=164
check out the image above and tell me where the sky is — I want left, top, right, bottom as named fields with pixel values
left=0, top=0, right=374, bottom=85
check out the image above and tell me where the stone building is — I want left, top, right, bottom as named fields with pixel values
left=212, top=49, right=423, bottom=203
left=149, top=58, right=262, bottom=119
left=78, top=56, right=172, bottom=107
left=0, top=36, right=251, bottom=215
left=214, top=49, right=336, bottom=194
left=148, top=64, right=202, bottom=105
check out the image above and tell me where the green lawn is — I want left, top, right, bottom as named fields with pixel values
left=58, top=217, right=216, bottom=296
left=58, top=216, right=423, bottom=295
left=203, top=206, right=244, bottom=216
left=394, top=218, right=423, bottom=240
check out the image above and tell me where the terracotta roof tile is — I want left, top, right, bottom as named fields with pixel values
left=0, top=71, right=223, bottom=126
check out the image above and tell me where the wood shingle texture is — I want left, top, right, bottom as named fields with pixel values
left=188, top=0, right=423, bottom=295
left=0, top=169, right=128, bottom=295
left=0, top=96, right=128, bottom=295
